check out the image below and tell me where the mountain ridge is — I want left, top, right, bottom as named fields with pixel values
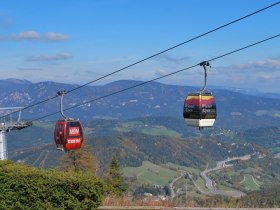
left=0, top=78, right=279, bottom=130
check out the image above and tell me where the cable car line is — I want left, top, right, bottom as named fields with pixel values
left=30, top=33, right=280, bottom=122
left=1, top=1, right=279, bottom=119
left=65, top=1, right=280, bottom=95
left=2, top=95, right=58, bottom=117
left=208, top=34, right=280, bottom=63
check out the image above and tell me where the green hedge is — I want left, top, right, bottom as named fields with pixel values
left=0, top=161, right=104, bottom=209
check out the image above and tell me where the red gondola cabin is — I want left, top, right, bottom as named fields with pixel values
left=54, top=119, right=83, bottom=151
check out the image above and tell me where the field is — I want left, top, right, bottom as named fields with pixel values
left=123, top=157, right=270, bottom=199
left=141, top=126, right=181, bottom=137
left=270, top=146, right=280, bottom=153
left=123, top=161, right=179, bottom=186
left=240, top=174, right=260, bottom=191
left=115, top=121, right=181, bottom=137
left=123, top=161, right=211, bottom=198
left=254, top=109, right=280, bottom=118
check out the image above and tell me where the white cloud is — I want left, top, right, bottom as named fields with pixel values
left=155, top=53, right=191, bottom=64
left=213, top=58, right=280, bottom=74
left=44, top=32, right=69, bottom=41
left=15, top=31, right=40, bottom=40
left=26, top=53, right=72, bottom=62
left=260, top=75, right=272, bottom=80
left=247, top=58, right=280, bottom=68
left=17, top=67, right=42, bottom=71
left=155, top=69, right=169, bottom=77
left=0, top=30, right=69, bottom=41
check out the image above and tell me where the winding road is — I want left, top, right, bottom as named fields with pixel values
left=168, top=155, right=251, bottom=198
left=169, top=173, right=186, bottom=199
left=197, top=155, right=250, bottom=197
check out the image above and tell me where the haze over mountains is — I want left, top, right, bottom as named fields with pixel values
left=0, top=78, right=280, bottom=130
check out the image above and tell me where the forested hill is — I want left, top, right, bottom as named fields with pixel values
left=8, top=117, right=268, bottom=170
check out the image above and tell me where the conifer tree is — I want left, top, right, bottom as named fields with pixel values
left=58, top=137, right=97, bottom=175
left=106, top=155, right=127, bottom=196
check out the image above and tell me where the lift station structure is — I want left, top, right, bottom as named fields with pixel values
left=0, top=107, right=32, bottom=160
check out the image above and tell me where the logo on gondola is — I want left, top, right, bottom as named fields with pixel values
left=69, top=127, right=80, bottom=136
left=68, top=138, right=81, bottom=143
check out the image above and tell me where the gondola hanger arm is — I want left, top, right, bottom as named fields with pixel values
left=199, top=61, right=211, bottom=92
left=57, top=90, right=70, bottom=120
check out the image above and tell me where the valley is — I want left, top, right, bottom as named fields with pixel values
left=1, top=79, right=279, bottom=204
left=122, top=153, right=268, bottom=200
left=6, top=116, right=280, bottom=202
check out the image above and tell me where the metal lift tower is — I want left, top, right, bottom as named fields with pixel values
left=0, top=107, right=32, bottom=160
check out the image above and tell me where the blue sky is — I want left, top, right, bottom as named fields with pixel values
left=0, top=0, right=279, bottom=92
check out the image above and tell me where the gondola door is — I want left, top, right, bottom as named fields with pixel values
left=64, top=120, right=83, bottom=151
left=54, top=120, right=66, bottom=151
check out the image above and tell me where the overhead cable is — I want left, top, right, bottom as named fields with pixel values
left=31, top=33, right=280, bottom=121
left=66, top=1, right=280, bottom=93
left=2, top=1, right=279, bottom=119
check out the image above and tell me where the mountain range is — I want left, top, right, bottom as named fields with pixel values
left=0, top=78, right=280, bottom=130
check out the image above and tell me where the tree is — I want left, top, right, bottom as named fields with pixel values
left=58, top=137, right=97, bottom=175
left=106, top=156, right=127, bottom=197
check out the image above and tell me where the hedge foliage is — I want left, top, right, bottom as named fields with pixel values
left=0, top=161, right=104, bottom=209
